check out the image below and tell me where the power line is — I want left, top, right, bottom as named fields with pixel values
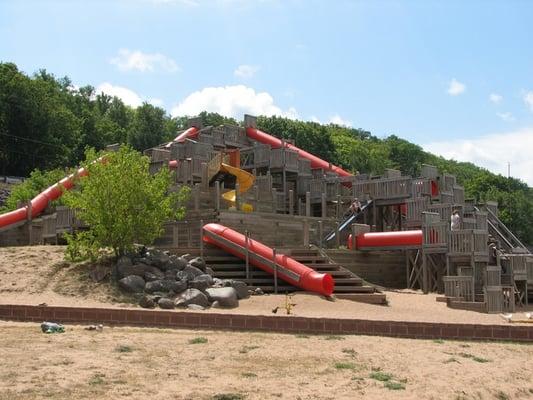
left=0, top=132, right=65, bottom=149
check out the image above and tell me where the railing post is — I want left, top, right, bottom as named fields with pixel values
left=335, top=221, right=340, bottom=248
left=273, top=247, right=278, bottom=294
left=235, top=183, right=241, bottom=211
left=215, top=180, right=221, bottom=211
left=194, top=183, right=200, bottom=211
left=245, top=230, right=250, bottom=280
left=305, top=191, right=311, bottom=217
left=303, top=219, right=310, bottom=247
left=201, top=162, right=208, bottom=191
left=318, top=220, right=323, bottom=249
left=187, top=221, right=192, bottom=248
left=289, top=189, right=294, bottom=215
left=200, top=219, right=204, bottom=259
left=321, top=192, right=327, bottom=218
left=271, top=188, right=277, bottom=213
left=336, top=194, right=341, bottom=218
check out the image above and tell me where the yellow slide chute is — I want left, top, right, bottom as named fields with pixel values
left=219, top=163, right=255, bottom=212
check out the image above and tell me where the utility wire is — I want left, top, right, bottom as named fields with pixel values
left=0, top=132, right=65, bottom=149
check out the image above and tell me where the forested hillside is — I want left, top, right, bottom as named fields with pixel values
left=1, top=62, right=531, bottom=243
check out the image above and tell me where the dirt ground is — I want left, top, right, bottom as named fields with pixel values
left=0, top=321, right=532, bottom=400
left=0, top=246, right=531, bottom=325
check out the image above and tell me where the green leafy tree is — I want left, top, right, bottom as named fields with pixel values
left=63, top=146, right=189, bottom=257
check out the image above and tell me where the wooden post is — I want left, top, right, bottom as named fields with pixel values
left=321, top=192, right=327, bottom=218
left=235, top=183, right=241, bottom=211
left=245, top=230, right=250, bottom=280
left=289, top=189, right=294, bottom=215
left=318, top=220, right=323, bottom=249
left=187, top=221, right=192, bottom=248
left=271, top=188, right=277, bottom=213
left=336, top=194, right=341, bottom=219
left=305, top=191, right=311, bottom=217
left=194, top=183, right=200, bottom=211
left=199, top=219, right=204, bottom=259
left=335, top=221, right=340, bottom=248
left=215, top=181, right=221, bottom=211
left=303, top=219, right=310, bottom=247
left=253, top=185, right=259, bottom=211
left=201, top=162, right=208, bottom=191
left=351, top=223, right=357, bottom=250
left=422, top=249, right=428, bottom=294
left=372, top=200, right=377, bottom=232
left=173, top=224, right=179, bottom=247
left=273, top=247, right=278, bottom=294
left=405, top=250, right=410, bottom=289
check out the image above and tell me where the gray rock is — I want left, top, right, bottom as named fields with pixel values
left=158, top=298, right=175, bottom=309
left=212, top=278, right=225, bottom=287
left=164, top=270, right=178, bottom=280
left=144, top=271, right=164, bottom=282
left=205, top=287, right=239, bottom=308
left=205, top=267, right=215, bottom=277
left=196, top=274, right=214, bottom=285
left=181, top=265, right=204, bottom=280
left=227, top=280, right=249, bottom=299
left=146, top=249, right=171, bottom=269
left=189, top=279, right=210, bottom=292
left=117, top=263, right=162, bottom=280
left=189, top=257, right=206, bottom=272
left=169, top=279, right=187, bottom=294
left=116, top=256, right=133, bottom=268
left=187, top=304, right=206, bottom=311
left=139, top=295, right=156, bottom=308
left=175, top=288, right=210, bottom=308
left=119, top=275, right=146, bottom=293
left=168, top=255, right=188, bottom=271
left=253, top=287, right=264, bottom=296
left=144, top=279, right=181, bottom=294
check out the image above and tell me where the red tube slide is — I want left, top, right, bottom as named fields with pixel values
left=246, top=127, right=352, bottom=178
left=0, top=166, right=89, bottom=229
left=203, top=223, right=334, bottom=296
left=165, top=127, right=199, bottom=148
left=347, top=230, right=423, bottom=250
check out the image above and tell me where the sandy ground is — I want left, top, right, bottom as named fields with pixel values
left=0, top=246, right=532, bottom=325
left=0, top=321, right=532, bottom=400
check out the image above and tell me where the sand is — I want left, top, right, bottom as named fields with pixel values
left=1, top=245, right=532, bottom=325
left=0, top=321, right=532, bottom=400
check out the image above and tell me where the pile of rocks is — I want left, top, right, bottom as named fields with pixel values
left=116, top=248, right=253, bottom=310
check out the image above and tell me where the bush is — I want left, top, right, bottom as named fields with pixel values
left=63, top=146, right=189, bottom=257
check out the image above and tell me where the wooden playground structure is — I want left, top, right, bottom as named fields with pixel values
left=0, top=114, right=532, bottom=312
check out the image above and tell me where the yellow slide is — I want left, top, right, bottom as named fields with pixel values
left=220, top=163, right=255, bottom=212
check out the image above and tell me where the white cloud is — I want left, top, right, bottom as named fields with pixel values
left=110, top=49, right=179, bottom=73
left=447, top=78, right=466, bottom=96
left=489, top=93, right=502, bottom=104
left=96, top=83, right=143, bottom=107
left=310, top=115, right=321, bottom=123
left=234, top=64, right=260, bottom=79
left=524, top=91, right=533, bottom=112
left=424, top=128, right=533, bottom=185
left=329, top=114, right=352, bottom=127
left=171, top=85, right=299, bottom=119
left=496, top=112, right=514, bottom=122
left=148, top=98, right=165, bottom=107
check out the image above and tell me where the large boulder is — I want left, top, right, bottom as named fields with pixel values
left=145, top=279, right=182, bottom=294
left=225, top=280, right=249, bottom=299
left=117, top=263, right=162, bottom=280
left=205, top=287, right=239, bottom=308
left=169, top=279, right=187, bottom=294
left=188, top=257, right=206, bottom=272
left=144, top=271, right=164, bottom=282
left=118, top=275, right=146, bottom=293
left=179, top=265, right=204, bottom=281
left=175, top=288, right=210, bottom=308
left=139, top=295, right=156, bottom=308
left=188, top=279, right=210, bottom=292
left=145, top=249, right=171, bottom=270
left=205, top=267, right=215, bottom=277
left=158, top=297, right=175, bottom=309
left=168, top=255, right=188, bottom=271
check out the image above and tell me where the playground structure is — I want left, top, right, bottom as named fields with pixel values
left=0, top=114, right=532, bottom=311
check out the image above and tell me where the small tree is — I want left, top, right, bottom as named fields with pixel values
left=63, top=146, right=189, bottom=257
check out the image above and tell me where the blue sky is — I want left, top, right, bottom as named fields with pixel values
left=1, top=0, right=533, bottom=184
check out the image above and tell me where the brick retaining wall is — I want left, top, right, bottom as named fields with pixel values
left=1, top=304, right=532, bottom=342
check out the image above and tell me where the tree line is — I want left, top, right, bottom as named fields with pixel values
left=1, top=62, right=531, bottom=243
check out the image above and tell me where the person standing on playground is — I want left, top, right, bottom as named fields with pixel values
left=450, top=209, right=461, bottom=231
left=349, top=198, right=362, bottom=215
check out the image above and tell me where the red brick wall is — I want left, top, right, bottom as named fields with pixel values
left=1, top=304, right=531, bottom=342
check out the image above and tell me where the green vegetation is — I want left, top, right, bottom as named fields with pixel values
left=369, top=371, right=393, bottom=382
left=63, top=146, right=189, bottom=258
left=188, top=337, right=208, bottom=344
left=115, top=345, right=133, bottom=353
left=323, top=335, right=345, bottom=341
left=334, top=362, right=357, bottom=370
left=2, top=62, right=531, bottom=243
left=238, top=345, right=260, bottom=354
left=212, top=394, right=245, bottom=400
left=384, top=381, right=406, bottom=390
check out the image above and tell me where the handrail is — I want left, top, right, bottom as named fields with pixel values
left=486, top=208, right=529, bottom=251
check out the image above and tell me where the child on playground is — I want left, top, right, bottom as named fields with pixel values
left=450, top=209, right=461, bottom=231
left=349, top=198, right=362, bottom=215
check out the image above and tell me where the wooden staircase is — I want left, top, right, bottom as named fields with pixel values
left=176, top=245, right=387, bottom=305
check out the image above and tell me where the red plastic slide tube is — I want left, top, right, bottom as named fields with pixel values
left=0, top=166, right=89, bottom=229
left=347, top=230, right=423, bottom=250
left=246, top=127, right=352, bottom=178
left=203, top=223, right=334, bottom=296
left=165, top=127, right=199, bottom=148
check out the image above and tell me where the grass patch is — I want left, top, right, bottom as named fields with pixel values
left=239, top=345, right=260, bottom=354
left=384, top=381, right=406, bottom=390
left=369, top=371, right=392, bottom=382
left=458, top=353, right=490, bottom=363
left=88, top=373, right=106, bottom=385
left=115, top=345, right=133, bottom=353
left=212, top=394, right=245, bottom=400
left=495, top=391, right=509, bottom=400
left=324, top=335, right=345, bottom=341
left=188, top=337, right=208, bottom=344
left=334, top=362, right=357, bottom=370
left=241, top=372, right=257, bottom=378
left=433, top=339, right=445, bottom=344
left=342, top=348, right=357, bottom=357
left=295, top=334, right=310, bottom=339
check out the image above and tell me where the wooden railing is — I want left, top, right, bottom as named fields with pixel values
left=353, top=176, right=411, bottom=200
left=442, top=174, right=456, bottom=192
left=448, top=229, right=488, bottom=257
left=411, top=178, right=431, bottom=197
left=270, top=148, right=299, bottom=171
left=426, top=203, right=453, bottom=223
left=453, top=185, right=465, bottom=204
left=405, top=197, right=429, bottom=225
left=440, top=191, right=454, bottom=204
left=422, top=221, right=448, bottom=248
left=421, top=164, right=438, bottom=179
left=298, top=158, right=312, bottom=176
left=443, top=275, right=474, bottom=300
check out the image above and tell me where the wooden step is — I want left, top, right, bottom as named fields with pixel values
left=335, top=293, right=387, bottom=304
